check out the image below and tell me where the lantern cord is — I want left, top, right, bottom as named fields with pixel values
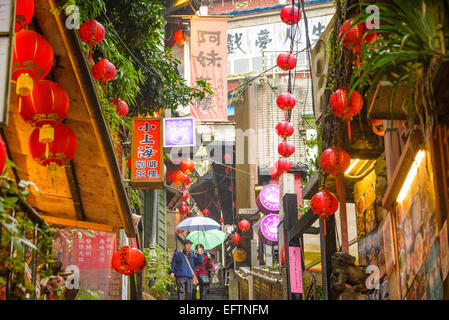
left=45, top=144, right=50, bottom=159
left=17, top=96, right=22, bottom=113
left=347, top=122, right=351, bottom=141
left=323, top=218, right=326, bottom=237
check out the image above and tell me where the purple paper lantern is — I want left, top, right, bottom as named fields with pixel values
left=258, top=214, right=280, bottom=245
left=256, top=184, right=280, bottom=215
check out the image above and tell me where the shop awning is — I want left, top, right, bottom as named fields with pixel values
left=3, top=0, right=135, bottom=236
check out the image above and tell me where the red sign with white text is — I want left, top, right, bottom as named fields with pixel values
left=131, top=118, right=164, bottom=188
left=75, top=231, right=115, bottom=270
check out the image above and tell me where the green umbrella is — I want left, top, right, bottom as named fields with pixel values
left=187, top=229, right=226, bottom=250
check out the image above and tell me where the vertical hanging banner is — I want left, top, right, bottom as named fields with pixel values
left=190, top=17, right=228, bottom=121
left=75, top=231, right=116, bottom=270
left=131, top=118, right=164, bottom=189
left=289, top=246, right=303, bottom=294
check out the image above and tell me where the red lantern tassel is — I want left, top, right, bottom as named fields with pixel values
left=347, top=122, right=352, bottom=141
left=336, top=181, right=339, bottom=196
left=323, top=218, right=327, bottom=237
left=17, top=96, right=22, bottom=113
left=89, top=48, right=93, bottom=63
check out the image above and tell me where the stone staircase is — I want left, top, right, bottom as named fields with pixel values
left=204, top=282, right=229, bottom=300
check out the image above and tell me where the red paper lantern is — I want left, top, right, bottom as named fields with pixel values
left=238, top=219, right=250, bottom=232
left=111, top=98, right=129, bottom=117
left=276, top=157, right=292, bottom=174
left=339, top=19, right=366, bottom=50
left=276, top=92, right=296, bottom=111
left=174, top=29, right=187, bottom=47
left=177, top=229, right=184, bottom=234
left=29, top=123, right=77, bottom=179
left=311, top=190, right=339, bottom=217
left=180, top=190, right=189, bottom=201
left=220, top=216, right=224, bottom=224
left=171, top=170, right=185, bottom=186
left=15, top=0, right=34, bottom=32
left=203, top=208, right=210, bottom=217
left=320, top=146, right=350, bottom=176
left=186, top=211, right=193, bottom=217
left=329, top=86, right=363, bottom=121
left=311, top=190, right=339, bottom=236
left=18, top=80, right=70, bottom=149
left=112, top=246, right=146, bottom=276
left=278, top=140, right=295, bottom=157
left=183, top=175, right=192, bottom=185
left=276, top=52, right=296, bottom=71
left=276, top=121, right=294, bottom=138
left=372, top=119, right=385, bottom=136
left=280, top=4, right=301, bottom=25
left=12, top=30, right=54, bottom=97
left=79, top=19, right=105, bottom=46
left=269, top=165, right=280, bottom=178
left=92, top=59, right=116, bottom=84
left=179, top=202, right=189, bottom=215
left=180, top=158, right=195, bottom=174
left=231, top=233, right=242, bottom=245
left=0, top=136, right=6, bottom=174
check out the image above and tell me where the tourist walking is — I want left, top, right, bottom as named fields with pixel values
left=169, top=239, right=204, bottom=300
left=192, top=244, right=215, bottom=300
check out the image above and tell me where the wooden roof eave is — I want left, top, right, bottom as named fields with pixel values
left=45, top=0, right=135, bottom=237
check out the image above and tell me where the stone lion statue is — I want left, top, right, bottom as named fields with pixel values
left=330, top=252, right=368, bottom=300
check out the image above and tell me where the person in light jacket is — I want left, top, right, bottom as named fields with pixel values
left=169, top=239, right=203, bottom=300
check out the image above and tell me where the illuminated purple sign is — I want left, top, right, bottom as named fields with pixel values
left=256, top=184, right=280, bottom=215
left=258, top=214, right=279, bottom=245
left=163, top=118, right=195, bottom=147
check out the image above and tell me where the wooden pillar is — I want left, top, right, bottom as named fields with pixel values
left=319, top=215, right=337, bottom=300
left=336, top=175, right=349, bottom=253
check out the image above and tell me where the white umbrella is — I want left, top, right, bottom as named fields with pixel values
left=176, top=217, right=221, bottom=232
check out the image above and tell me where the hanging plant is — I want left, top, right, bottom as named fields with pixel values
left=349, top=0, right=449, bottom=143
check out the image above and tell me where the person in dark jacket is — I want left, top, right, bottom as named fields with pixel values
left=169, top=239, right=204, bottom=300
left=192, top=244, right=215, bottom=300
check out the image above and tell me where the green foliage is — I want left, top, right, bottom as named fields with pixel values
left=75, top=288, right=103, bottom=300
left=349, top=0, right=449, bottom=141
left=143, top=245, right=175, bottom=300
left=298, top=200, right=311, bottom=217
left=0, top=162, right=57, bottom=299
left=129, top=189, right=142, bottom=211
left=302, top=124, right=322, bottom=181
left=67, top=0, right=212, bottom=115
left=303, top=273, right=324, bottom=300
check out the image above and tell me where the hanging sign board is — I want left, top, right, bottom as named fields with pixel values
left=0, top=0, right=15, bottom=127
left=258, top=214, right=279, bottom=245
left=131, top=118, right=164, bottom=189
left=289, top=246, right=303, bottom=294
left=256, top=184, right=280, bottom=215
left=163, top=117, right=195, bottom=148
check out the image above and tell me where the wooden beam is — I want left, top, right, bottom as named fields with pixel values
left=382, top=131, right=423, bottom=210
left=47, top=0, right=135, bottom=237
left=64, top=164, right=86, bottom=221
left=40, top=215, right=114, bottom=233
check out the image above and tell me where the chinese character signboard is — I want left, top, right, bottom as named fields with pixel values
left=131, top=118, right=164, bottom=189
left=163, top=118, right=195, bottom=147
left=289, top=246, right=303, bottom=294
left=75, top=231, right=116, bottom=270
left=190, top=17, right=228, bottom=121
